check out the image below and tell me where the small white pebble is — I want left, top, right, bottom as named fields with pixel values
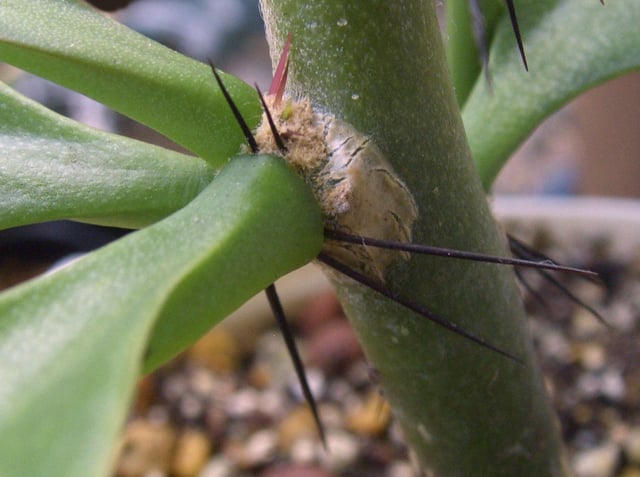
left=389, top=422, right=408, bottom=447
left=387, top=460, right=416, bottom=477
left=327, top=378, right=352, bottom=402
left=572, top=308, right=604, bottom=338
left=190, top=368, right=216, bottom=397
left=179, top=394, right=204, bottom=420
left=256, top=389, right=286, bottom=417
left=577, top=374, right=601, bottom=399
left=225, top=389, right=258, bottom=417
left=320, top=430, right=360, bottom=472
left=579, top=343, right=606, bottom=371
left=289, top=367, right=326, bottom=402
left=601, top=369, right=626, bottom=401
left=163, top=375, right=188, bottom=401
left=242, top=430, right=278, bottom=467
left=572, top=443, right=620, bottom=477
left=543, top=332, right=572, bottom=362
left=198, top=456, right=234, bottom=477
left=317, top=403, right=343, bottom=429
left=290, top=437, right=318, bottom=464
left=608, top=301, right=637, bottom=331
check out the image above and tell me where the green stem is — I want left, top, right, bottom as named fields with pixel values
left=260, top=1, right=570, bottom=475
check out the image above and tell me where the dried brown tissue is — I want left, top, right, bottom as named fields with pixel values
left=254, top=95, right=419, bottom=282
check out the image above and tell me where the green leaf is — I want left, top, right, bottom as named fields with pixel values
left=463, top=1, right=640, bottom=189
left=0, top=0, right=261, bottom=166
left=0, top=155, right=323, bottom=477
left=445, top=0, right=503, bottom=106
left=0, top=81, right=214, bottom=230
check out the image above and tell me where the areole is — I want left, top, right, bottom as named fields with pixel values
left=207, top=36, right=603, bottom=446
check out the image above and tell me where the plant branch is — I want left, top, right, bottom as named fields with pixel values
left=260, top=1, right=569, bottom=475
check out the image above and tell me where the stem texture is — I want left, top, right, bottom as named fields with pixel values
left=260, top=1, right=570, bottom=475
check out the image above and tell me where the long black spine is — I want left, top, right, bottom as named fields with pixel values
left=264, top=284, right=327, bottom=447
left=317, top=252, right=522, bottom=363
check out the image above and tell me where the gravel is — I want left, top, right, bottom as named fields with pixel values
left=115, top=222, right=640, bottom=477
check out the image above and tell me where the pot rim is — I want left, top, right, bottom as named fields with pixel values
left=493, top=195, right=640, bottom=258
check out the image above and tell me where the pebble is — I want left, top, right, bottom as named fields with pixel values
left=254, top=333, right=302, bottom=390
left=255, top=389, right=287, bottom=417
left=572, top=443, right=620, bottom=477
left=260, top=464, right=336, bottom=477
left=346, top=360, right=376, bottom=388
left=239, top=429, right=278, bottom=468
left=624, top=427, right=640, bottom=464
left=578, top=343, right=607, bottom=371
left=278, top=406, right=321, bottom=452
left=345, top=391, right=391, bottom=436
left=247, top=362, right=273, bottom=389
left=115, top=420, right=175, bottom=477
left=607, top=301, right=638, bottom=331
left=387, top=460, right=417, bottom=477
left=225, top=388, right=259, bottom=418
left=320, top=430, right=360, bottom=472
left=171, top=429, right=212, bottom=477
left=326, top=378, right=355, bottom=403
left=290, top=437, right=318, bottom=464
left=537, top=327, right=572, bottom=363
left=572, top=308, right=606, bottom=339
left=163, top=373, right=189, bottom=402
left=288, top=367, right=326, bottom=403
left=198, top=455, right=234, bottom=477
left=601, top=369, right=626, bottom=401
left=189, top=328, right=241, bottom=373
left=190, top=367, right=217, bottom=398
left=179, top=393, right=205, bottom=421
left=576, top=369, right=626, bottom=402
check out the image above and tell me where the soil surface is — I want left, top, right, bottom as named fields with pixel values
left=110, top=222, right=640, bottom=477
left=2, top=219, right=638, bottom=477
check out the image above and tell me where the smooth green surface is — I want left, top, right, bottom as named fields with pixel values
left=445, top=0, right=503, bottom=106
left=463, top=1, right=640, bottom=189
left=0, top=155, right=323, bottom=477
left=261, top=1, right=567, bottom=475
left=0, top=80, right=214, bottom=230
left=0, top=0, right=261, bottom=165
left=1, top=0, right=638, bottom=476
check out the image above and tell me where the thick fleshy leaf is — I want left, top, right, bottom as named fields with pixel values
left=462, top=1, right=640, bottom=189
left=0, top=0, right=261, bottom=165
left=0, top=81, right=214, bottom=230
left=0, top=155, right=323, bottom=477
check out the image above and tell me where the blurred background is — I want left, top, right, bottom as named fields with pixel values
left=2, top=2, right=640, bottom=476
left=6, top=0, right=640, bottom=198
left=3, top=0, right=639, bottom=282
left=2, top=0, right=639, bottom=321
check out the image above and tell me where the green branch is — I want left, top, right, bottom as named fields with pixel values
left=0, top=0, right=260, bottom=165
left=260, top=1, right=568, bottom=475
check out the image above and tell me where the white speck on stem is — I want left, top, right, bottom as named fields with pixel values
left=417, top=423, right=433, bottom=443
left=337, top=17, right=348, bottom=27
